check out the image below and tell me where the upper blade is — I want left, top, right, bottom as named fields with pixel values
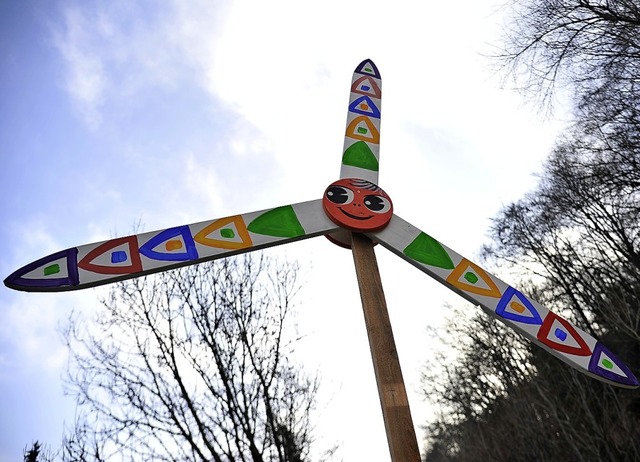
left=340, top=59, right=382, bottom=184
left=367, top=214, right=639, bottom=389
left=5, top=199, right=339, bottom=292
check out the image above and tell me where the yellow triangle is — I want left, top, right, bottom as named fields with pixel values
left=194, top=215, right=253, bottom=250
left=446, top=258, right=501, bottom=298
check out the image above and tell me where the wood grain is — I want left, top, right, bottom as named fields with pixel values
left=350, top=232, right=421, bottom=461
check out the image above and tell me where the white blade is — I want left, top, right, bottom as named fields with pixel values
left=340, top=59, right=382, bottom=184
left=5, top=199, right=339, bottom=292
left=367, top=214, right=639, bottom=389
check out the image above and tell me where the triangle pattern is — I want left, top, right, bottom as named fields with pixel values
left=445, top=258, right=501, bottom=298
left=346, top=116, right=380, bottom=143
left=247, top=206, right=305, bottom=238
left=588, top=342, right=639, bottom=387
left=403, top=232, right=454, bottom=269
left=495, top=287, right=543, bottom=325
left=355, top=59, right=381, bottom=78
left=78, top=236, right=143, bottom=275
left=342, top=141, right=379, bottom=171
left=139, top=225, right=199, bottom=262
left=194, top=216, right=253, bottom=250
left=4, top=248, right=79, bottom=290
left=351, top=76, right=381, bottom=98
left=537, top=312, right=592, bottom=356
left=348, top=96, right=381, bottom=119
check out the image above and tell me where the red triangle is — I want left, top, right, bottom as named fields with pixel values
left=537, top=312, right=592, bottom=356
left=351, top=76, right=381, bottom=98
left=78, top=236, right=143, bottom=275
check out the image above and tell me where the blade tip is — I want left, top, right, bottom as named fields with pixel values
left=355, top=59, right=381, bottom=78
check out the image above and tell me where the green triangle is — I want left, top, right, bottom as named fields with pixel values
left=403, top=232, right=454, bottom=269
left=342, top=141, right=379, bottom=171
left=248, top=205, right=306, bottom=238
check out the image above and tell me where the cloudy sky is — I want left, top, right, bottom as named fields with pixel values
left=0, top=1, right=564, bottom=460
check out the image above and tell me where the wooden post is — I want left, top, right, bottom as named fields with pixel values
left=350, top=232, right=421, bottom=461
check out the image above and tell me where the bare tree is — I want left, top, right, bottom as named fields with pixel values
left=423, top=300, right=640, bottom=461
left=421, top=134, right=640, bottom=459
left=421, top=3, right=640, bottom=458
left=60, top=253, right=319, bottom=462
left=498, top=0, right=640, bottom=112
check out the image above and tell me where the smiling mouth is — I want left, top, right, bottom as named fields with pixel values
left=339, top=209, right=372, bottom=220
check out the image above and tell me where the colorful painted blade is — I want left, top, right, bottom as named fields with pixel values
left=340, top=59, right=381, bottom=183
left=4, top=200, right=340, bottom=292
left=366, top=215, right=639, bottom=389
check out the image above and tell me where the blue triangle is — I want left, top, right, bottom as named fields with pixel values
left=495, top=287, right=543, bottom=325
left=139, top=226, right=198, bottom=262
left=348, top=95, right=381, bottom=119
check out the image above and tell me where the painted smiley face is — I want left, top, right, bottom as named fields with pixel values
left=322, top=178, right=393, bottom=231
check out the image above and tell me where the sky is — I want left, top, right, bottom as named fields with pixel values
left=0, top=1, right=565, bottom=460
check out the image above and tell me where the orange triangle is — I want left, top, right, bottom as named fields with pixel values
left=346, top=116, right=380, bottom=143
left=194, top=216, right=253, bottom=250
left=445, top=258, right=501, bottom=298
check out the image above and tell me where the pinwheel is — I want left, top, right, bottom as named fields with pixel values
left=5, top=60, right=637, bottom=461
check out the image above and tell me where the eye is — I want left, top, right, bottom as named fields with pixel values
left=326, top=186, right=354, bottom=205
left=364, top=195, right=391, bottom=213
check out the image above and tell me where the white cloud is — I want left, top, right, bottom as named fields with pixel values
left=51, top=1, right=230, bottom=128
left=53, top=7, right=107, bottom=128
left=183, top=151, right=226, bottom=214
left=1, top=297, right=65, bottom=370
left=0, top=219, right=95, bottom=374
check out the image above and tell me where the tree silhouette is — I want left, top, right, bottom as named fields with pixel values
left=422, top=1, right=640, bottom=460
left=24, top=441, right=55, bottom=462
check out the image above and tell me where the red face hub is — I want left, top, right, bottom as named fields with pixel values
left=322, top=178, right=393, bottom=232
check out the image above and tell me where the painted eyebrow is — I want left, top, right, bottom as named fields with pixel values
left=349, top=179, right=380, bottom=191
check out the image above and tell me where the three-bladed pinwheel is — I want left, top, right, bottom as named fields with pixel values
left=5, top=59, right=638, bottom=460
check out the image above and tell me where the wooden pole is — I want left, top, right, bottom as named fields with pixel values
left=350, top=232, right=421, bottom=461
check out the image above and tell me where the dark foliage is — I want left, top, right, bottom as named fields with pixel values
left=23, top=441, right=55, bottom=462
left=423, top=1, right=640, bottom=460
